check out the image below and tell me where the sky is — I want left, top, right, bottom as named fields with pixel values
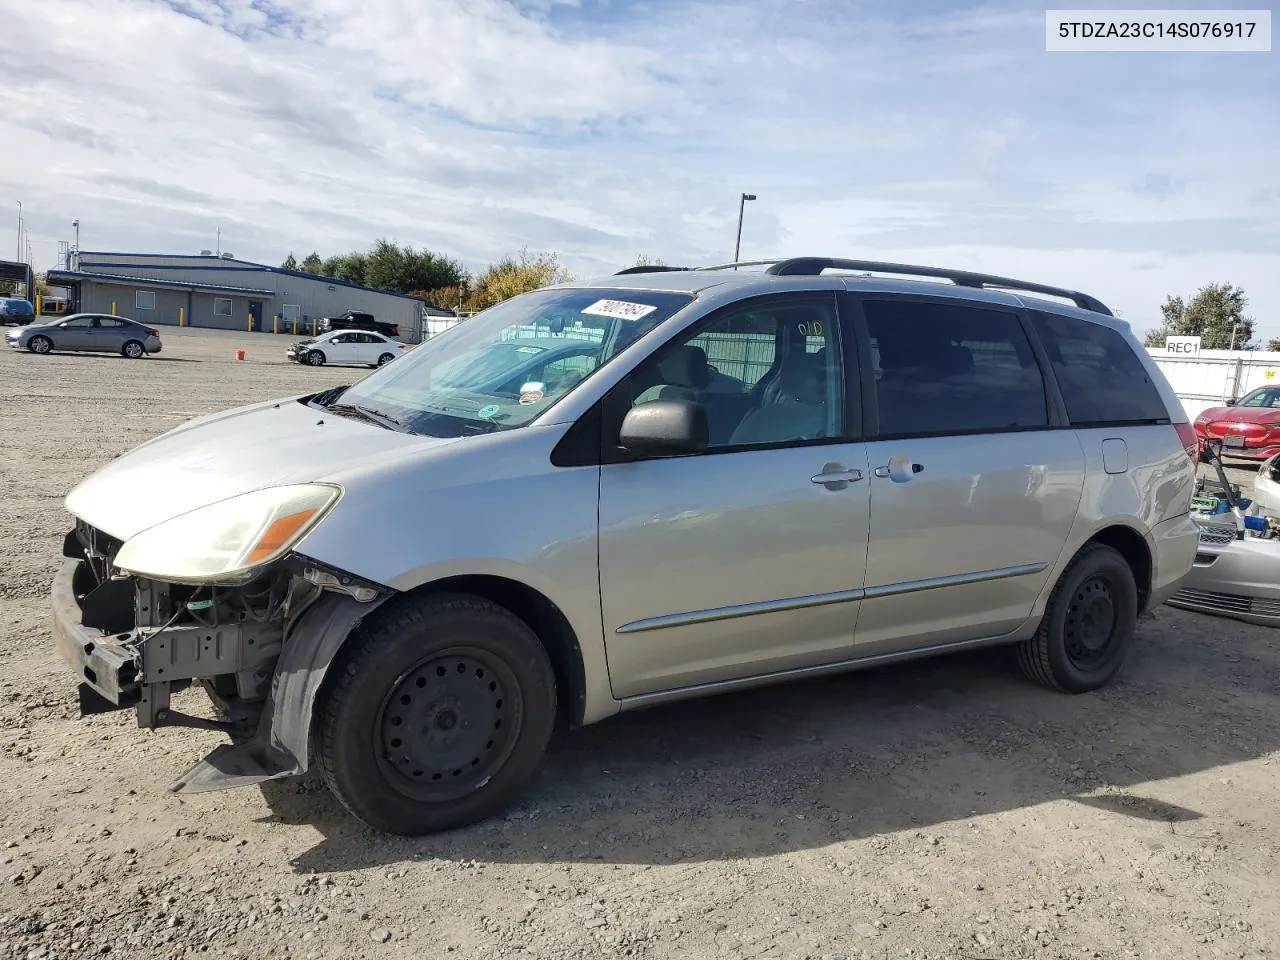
left=0, top=0, right=1276, bottom=337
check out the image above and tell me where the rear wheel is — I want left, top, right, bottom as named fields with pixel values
left=1016, top=543, right=1138, bottom=693
left=28, top=335, right=52, bottom=354
left=377, top=352, right=395, bottom=366
left=306, top=350, right=326, bottom=366
left=122, top=339, right=145, bottom=359
left=317, top=593, right=557, bottom=835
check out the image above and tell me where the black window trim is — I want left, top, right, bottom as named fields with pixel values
left=844, top=290, right=1068, bottom=442
left=551, top=290, right=858, bottom=467
left=1028, top=308, right=1171, bottom=429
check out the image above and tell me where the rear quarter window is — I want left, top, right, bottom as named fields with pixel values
left=1030, top=311, right=1169, bottom=426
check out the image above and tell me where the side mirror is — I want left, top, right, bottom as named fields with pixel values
left=1225, top=398, right=1237, bottom=406
left=619, top=400, right=708, bottom=457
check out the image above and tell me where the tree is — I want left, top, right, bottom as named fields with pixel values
left=467, top=250, right=574, bottom=312
left=1143, top=283, right=1256, bottom=351
left=1267, top=338, right=1280, bottom=353
left=363, top=238, right=462, bottom=293
left=281, top=252, right=298, bottom=270
left=299, top=252, right=323, bottom=274
left=634, top=254, right=666, bottom=267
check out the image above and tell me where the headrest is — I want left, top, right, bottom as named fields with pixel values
left=772, top=353, right=825, bottom=404
left=658, top=345, right=710, bottom=388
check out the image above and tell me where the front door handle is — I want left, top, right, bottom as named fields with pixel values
left=874, top=455, right=924, bottom=483
left=811, top=463, right=864, bottom=488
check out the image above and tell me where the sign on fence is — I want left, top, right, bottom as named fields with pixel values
left=1165, top=335, right=1202, bottom=356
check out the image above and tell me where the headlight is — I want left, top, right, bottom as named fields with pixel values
left=114, top=483, right=342, bottom=584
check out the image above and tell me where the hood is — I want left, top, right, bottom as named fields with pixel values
left=1199, top=406, right=1280, bottom=424
left=65, top=397, right=455, bottom=541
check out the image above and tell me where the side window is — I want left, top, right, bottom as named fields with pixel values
left=624, top=298, right=844, bottom=449
left=1030, top=311, right=1169, bottom=425
left=100, top=317, right=129, bottom=328
left=213, top=298, right=233, bottom=318
left=61, top=316, right=94, bottom=328
left=863, top=298, right=1048, bottom=437
left=135, top=290, right=155, bottom=311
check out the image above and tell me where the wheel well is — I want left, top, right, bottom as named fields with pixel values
left=1087, top=525, right=1152, bottom=610
left=412, top=576, right=587, bottom=729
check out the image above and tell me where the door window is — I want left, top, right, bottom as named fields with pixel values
left=623, top=297, right=845, bottom=449
left=61, top=316, right=96, bottom=328
left=1029, top=311, right=1170, bottom=425
left=863, top=298, right=1048, bottom=437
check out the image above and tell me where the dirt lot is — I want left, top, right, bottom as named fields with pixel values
left=1, top=326, right=1278, bottom=960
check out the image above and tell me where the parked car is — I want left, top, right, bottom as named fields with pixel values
left=287, top=330, right=407, bottom=367
left=0, top=296, right=36, bottom=325
left=317, top=310, right=400, bottom=339
left=1192, top=386, right=1280, bottom=461
left=52, top=256, right=1197, bottom=836
left=6, top=313, right=161, bottom=357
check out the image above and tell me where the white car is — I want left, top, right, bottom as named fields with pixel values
left=287, top=330, right=407, bottom=368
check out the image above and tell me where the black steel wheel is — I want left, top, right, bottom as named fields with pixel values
left=318, top=592, right=557, bottom=835
left=1016, top=543, right=1138, bottom=693
left=28, top=335, right=52, bottom=354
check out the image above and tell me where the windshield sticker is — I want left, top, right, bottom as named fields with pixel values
left=582, top=299, right=658, bottom=322
left=477, top=403, right=501, bottom=419
left=519, top=383, right=545, bottom=405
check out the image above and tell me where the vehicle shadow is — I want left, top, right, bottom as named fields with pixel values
left=258, top=610, right=1280, bottom=873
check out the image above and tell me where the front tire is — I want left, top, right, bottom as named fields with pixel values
left=317, top=593, right=557, bottom=835
left=306, top=350, right=326, bottom=366
left=122, top=339, right=145, bottom=359
left=28, top=335, right=52, bottom=354
left=1016, top=543, right=1138, bottom=693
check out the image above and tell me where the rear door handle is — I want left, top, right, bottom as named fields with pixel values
left=811, top=464, right=864, bottom=488
left=874, top=455, right=924, bottom=482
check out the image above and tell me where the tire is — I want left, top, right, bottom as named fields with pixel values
left=377, top=352, right=395, bottom=366
left=28, top=335, right=52, bottom=355
left=306, top=350, right=326, bottom=366
left=1016, top=543, right=1138, bottom=693
left=317, top=592, right=557, bottom=835
left=122, top=339, right=145, bottom=359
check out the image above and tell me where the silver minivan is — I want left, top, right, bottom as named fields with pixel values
left=52, top=258, right=1200, bottom=834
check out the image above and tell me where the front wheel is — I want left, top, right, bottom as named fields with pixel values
left=28, top=335, right=52, bottom=354
left=306, top=350, right=326, bottom=366
left=317, top=593, right=557, bottom=835
left=1016, top=543, right=1138, bottom=693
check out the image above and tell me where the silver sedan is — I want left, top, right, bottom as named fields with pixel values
left=5, top=313, right=163, bottom=358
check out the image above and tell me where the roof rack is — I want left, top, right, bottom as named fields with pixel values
left=613, top=265, right=691, bottom=275
left=692, top=259, right=782, bottom=272
left=764, top=257, right=1112, bottom=315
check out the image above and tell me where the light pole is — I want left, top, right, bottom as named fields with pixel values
left=15, top=201, right=22, bottom=261
left=72, top=219, right=80, bottom=269
left=733, top=192, right=756, bottom=265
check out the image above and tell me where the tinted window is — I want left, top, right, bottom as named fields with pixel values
left=1030, top=311, right=1169, bottom=425
left=61, top=316, right=95, bottom=328
left=625, top=297, right=844, bottom=449
left=863, top=298, right=1048, bottom=436
left=1236, top=387, right=1280, bottom=408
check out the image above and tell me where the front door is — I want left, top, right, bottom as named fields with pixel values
left=847, top=293, right=1085, bottom=654
left=249, top=301, right=263, bottom=332
left=598, top=292, right=871, bottom=699
left=55, top=315, right=98, bottom=349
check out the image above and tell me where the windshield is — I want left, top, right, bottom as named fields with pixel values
left=1238, top=388, right=1280, bottom=408
left=328, top=287, right=693, bottom=437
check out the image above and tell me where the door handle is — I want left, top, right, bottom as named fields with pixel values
left=811, top=463, right=864, bottom=488
left=874, top=455, right=924, bottom=483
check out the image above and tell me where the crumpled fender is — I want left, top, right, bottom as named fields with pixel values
left=169, top=591, right=390, bottom=794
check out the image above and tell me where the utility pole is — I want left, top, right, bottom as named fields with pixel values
left=216, top=226, right=221, bottom=257
left=733, top=193, right=756, bottom=267
left=72, top=219, right=80, bottom=269
left=15, top=201, right=22, bottom=261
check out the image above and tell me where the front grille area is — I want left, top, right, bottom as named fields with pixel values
left=1171, top=587, right=1280, bottom=620
left=1196, top=524, right=1237, bottom=545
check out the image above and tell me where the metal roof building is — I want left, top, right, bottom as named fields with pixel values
left=47, top=252, right=453, bottom=342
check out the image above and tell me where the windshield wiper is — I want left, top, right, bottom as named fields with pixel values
left=325, top=402, right=408, bottom=432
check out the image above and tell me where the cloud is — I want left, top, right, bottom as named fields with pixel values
left=0, top=0, right=1276, bottom=333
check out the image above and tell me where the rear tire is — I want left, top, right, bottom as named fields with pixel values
left=1016, top=543, right=1138, bottom=693
left=306, top=350, right=326, bottom=366
left=122, top=339, right=145, bottom=359
left=317, top=592, right=557, bottom=835
left=28, top=335, right=52, bottom=355
left=377, top=352, right=395, bottom=366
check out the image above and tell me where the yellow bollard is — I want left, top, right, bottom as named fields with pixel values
left=292, top=318, right=298, bottom=335
left=247, top=314, right=253, bottom=333
left=111, top=301, right=117, bottom=315
left=273, top=315, right=279, bottom=335
left=310, top=318, right=316, bottom=336
left=35, top=295, right=42, bottom=315
left=178, top=306, right=185, bottom=327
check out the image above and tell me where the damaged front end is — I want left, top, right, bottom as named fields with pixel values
left=53, top=518, right=391, bottom=793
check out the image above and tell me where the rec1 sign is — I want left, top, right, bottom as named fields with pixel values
left=1165, top=336, right=1202, bottom=356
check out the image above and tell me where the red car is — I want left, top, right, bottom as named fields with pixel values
left=1193, top=386, right=1280, bottom=460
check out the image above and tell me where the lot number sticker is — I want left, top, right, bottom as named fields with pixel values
left=582, top=299, right=658, bottom=322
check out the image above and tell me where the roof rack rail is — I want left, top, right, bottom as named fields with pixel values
left=764, top=257, right=1112, bottom=316
left=613, top=265, right=691, bottom=275
left=692, top=259, right=783, bottom=272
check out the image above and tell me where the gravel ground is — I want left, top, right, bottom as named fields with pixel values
left=1, top=327, right=1278, bottom=960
